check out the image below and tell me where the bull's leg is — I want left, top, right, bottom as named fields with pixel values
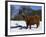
left=26, top=24, right=28, bottom=29
left=36, top=23, right=39, bottom=28
left=30, top=25, right=31, bottom=29
left=26, top=22, right=29, bottom=29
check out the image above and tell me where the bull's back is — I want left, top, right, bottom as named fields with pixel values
left=34, top=15, right=40, bottom=24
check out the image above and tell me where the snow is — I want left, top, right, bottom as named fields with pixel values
left=10, top=20, right=44, bottom=35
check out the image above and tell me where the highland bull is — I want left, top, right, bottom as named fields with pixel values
left=22, top=15, right=40, bottom=29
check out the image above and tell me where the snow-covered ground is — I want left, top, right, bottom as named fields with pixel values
left=10, top=20, right=44, bottom=35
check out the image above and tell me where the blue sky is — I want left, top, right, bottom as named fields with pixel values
left=31, top=6, right=42, bottom=10
left=11, top=5, right=42, bottom=16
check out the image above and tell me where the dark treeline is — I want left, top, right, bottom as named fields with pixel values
left=11, top=6, right=42, bottom=21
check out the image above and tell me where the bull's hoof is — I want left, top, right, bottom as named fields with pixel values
left=29, top=27, right=31, bottom=29
left=36, top=25, right=39, bottom=28
left=36, top=26, right=39, bottom=29
left=36, top=27, right=38, bottom=28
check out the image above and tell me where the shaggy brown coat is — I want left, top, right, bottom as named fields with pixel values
left=22, top=15, right=40, bottom=29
